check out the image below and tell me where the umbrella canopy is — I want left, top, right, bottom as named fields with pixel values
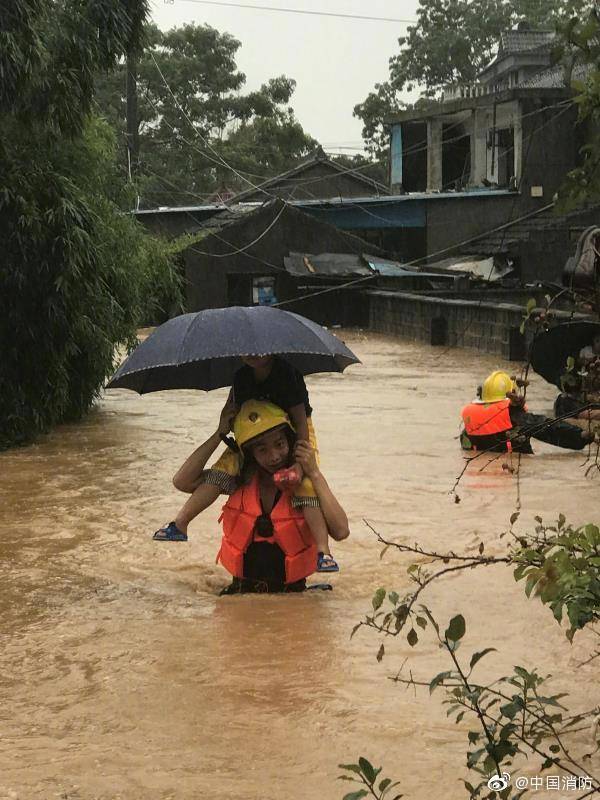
left=106, top=306, right=361, bottom=394
left=530, top=321, right=600, bottom=388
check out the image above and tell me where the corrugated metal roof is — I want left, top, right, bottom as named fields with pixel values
left=132, top=189, right=516, bottom=218
left=193, top=204, right=257, bottom=232
left=284, top=253, right=373, bottom=278
left=133, top=203, right=226, bottom=215
left=427, top=255, right=513, bottom=281
left=363, top=254, right=415, bottom=276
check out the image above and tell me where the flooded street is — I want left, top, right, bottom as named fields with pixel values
left=1, top=331, right=599, bottom=800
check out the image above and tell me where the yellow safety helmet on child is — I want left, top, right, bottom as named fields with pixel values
left=481, top=371, right=516, bottom=404
left=233, top=400, right=294, bottom=448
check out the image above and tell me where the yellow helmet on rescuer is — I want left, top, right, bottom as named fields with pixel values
left=481, top=371, right=516, bottom=404
left=233, top=400, right=294, bottom=448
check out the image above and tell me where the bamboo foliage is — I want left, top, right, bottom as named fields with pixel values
left=0, top=1, right=181, bottom=449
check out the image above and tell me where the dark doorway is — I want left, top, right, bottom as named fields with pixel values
left=442, top=129, right=471, bottom=190
left=401, top=121, right=428, bottom=192
left=227, top=274, right=252, bottom=305
left=495, top=128, right=514, bottom=187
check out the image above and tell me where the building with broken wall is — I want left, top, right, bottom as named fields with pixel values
left=386, top=23, right=596, bottom=284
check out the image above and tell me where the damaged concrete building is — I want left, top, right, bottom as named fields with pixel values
left=386, top=23, right=598, bottom=285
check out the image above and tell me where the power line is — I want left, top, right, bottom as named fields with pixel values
left=150, top=52, right=272, bottom=197
left=147, top=55, right=392, bottom=201
left=142, top=95, right=572, bottom=207
left=271, top=200, right=557, bottom=308
left=137, top=98, right=572, bottom=235
left=164, top=0, right=416, bottom=24
left=137, top=64, right=575, bottom=308
left=283, top=105, right=565, bottom=339
left=185, top=200, right=287, bottom=257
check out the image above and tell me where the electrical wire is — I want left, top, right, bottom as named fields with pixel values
left=138, top=94, right=572, bottom=209
left=271, top=200, right=558, bottom=308
left=163, top=0, right=416, bottom=24
left=151, top=52, right=286, bottom=197
left=397, top=98, right=573, bottom=162
left=133, top=63, right=578, bottom=310
left=184, top=199, right=287, bottom=257
left=131, top=56, right=386, bottom=194
left=149, top=53, right=386, bottom=203
left=293, top=101, right=572, bottom=235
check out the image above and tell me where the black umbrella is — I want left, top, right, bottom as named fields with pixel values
left=106, top=306, right=361, bottom=394
left=530, top=321, right=600, bottom=388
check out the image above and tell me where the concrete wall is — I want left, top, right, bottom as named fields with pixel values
left=425, top=194, right=518, bottom=259
left=519, top=206, right=600, bottom=283
left=519, top=99, right=581, bottom=208
left=367, top=289, right=591, bottom=358
left=367, top=290, right=530, bottom=358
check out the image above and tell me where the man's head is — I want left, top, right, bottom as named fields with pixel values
left=561, top=371, right=580, bottom=395
left=233, top=400, right=295, bottom=473
left=480, top=371, right=516, bottom=404
left=241, top=355, right=274, bottom=370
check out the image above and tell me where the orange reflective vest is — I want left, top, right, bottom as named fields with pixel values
left=217, top=474, right=318, bottom=585
left=461, top=399, right=513, bottom=437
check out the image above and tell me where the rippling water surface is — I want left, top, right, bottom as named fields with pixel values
left=1, top=331, right=598, bottom=799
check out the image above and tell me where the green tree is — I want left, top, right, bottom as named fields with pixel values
left=1, top=1, right=181, bottom=450
left=94, top=22, right=317, bottom=206
left=354, top=0, right=586, bottom=156
left=555, top=3, right=600, bottom=210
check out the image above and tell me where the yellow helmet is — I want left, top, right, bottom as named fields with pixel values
left=233, top=400, right=293, bottom=448
left=481, top=371, right=516, bottom=404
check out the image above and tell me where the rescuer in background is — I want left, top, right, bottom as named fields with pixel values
left=460, top=370, right=594, bottom=454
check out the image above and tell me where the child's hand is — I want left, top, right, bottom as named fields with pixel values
left=506, top=391, right=525, bottom=407
left=273, top=465, right=302, bottom=491
left=217, top=401, right=238, bottom=436
left=295, top=440, right=319, bottom=479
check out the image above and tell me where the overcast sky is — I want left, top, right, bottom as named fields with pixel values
left=150, top=0, right=420, bottom=151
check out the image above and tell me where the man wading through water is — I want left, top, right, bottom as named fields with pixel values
left=162, top=400, right=349, bottom=594
left=154, top=354, right=341, bottom=573
left=461, top=371, right=595, bottom=453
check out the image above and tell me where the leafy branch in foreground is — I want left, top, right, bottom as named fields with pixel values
left=342, top=516, right=600, bottom=799
left=358, top=516, right=600, bottom=650
left=513, top=518, right=600, bottom=641
left=338, top=757, right=403, bottom=800
left=390, top=610, right=600, bottom=799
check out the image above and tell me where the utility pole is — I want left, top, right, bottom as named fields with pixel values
left=126, top=51, right=139, bottom=180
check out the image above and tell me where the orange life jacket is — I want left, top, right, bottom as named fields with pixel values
left=461, top=399, right=513, bottom=437
left=217, top=474, right=318, bottom=585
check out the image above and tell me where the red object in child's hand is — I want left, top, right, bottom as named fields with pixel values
left=273, top=466, right=301, bottom=491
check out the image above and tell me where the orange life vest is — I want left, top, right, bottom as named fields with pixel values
left=217, top=474, right=318, bottom=585
left=461, top=399, right=513, bottom=437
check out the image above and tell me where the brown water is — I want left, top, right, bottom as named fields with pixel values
left=1, top=332, right=599, bottom=800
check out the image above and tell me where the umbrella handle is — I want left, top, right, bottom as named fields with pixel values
left=220, top=433, right=240, bottom=453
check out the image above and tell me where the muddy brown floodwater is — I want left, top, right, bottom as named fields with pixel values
left=1, top=331, right=599, bottom=800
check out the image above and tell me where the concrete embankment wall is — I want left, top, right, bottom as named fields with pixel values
left=366, top=290, right=588, bottom=359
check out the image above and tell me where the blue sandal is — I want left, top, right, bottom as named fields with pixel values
left=317, top=552, right=339, bottom=573
left=153, top=521, right=188, bottom=542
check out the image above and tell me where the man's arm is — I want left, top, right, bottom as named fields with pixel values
left=295, top=440, right=349, bottom=541
left=173, top=401, right=237, bottom=493
left=288, top=403, right=310, bottom=441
